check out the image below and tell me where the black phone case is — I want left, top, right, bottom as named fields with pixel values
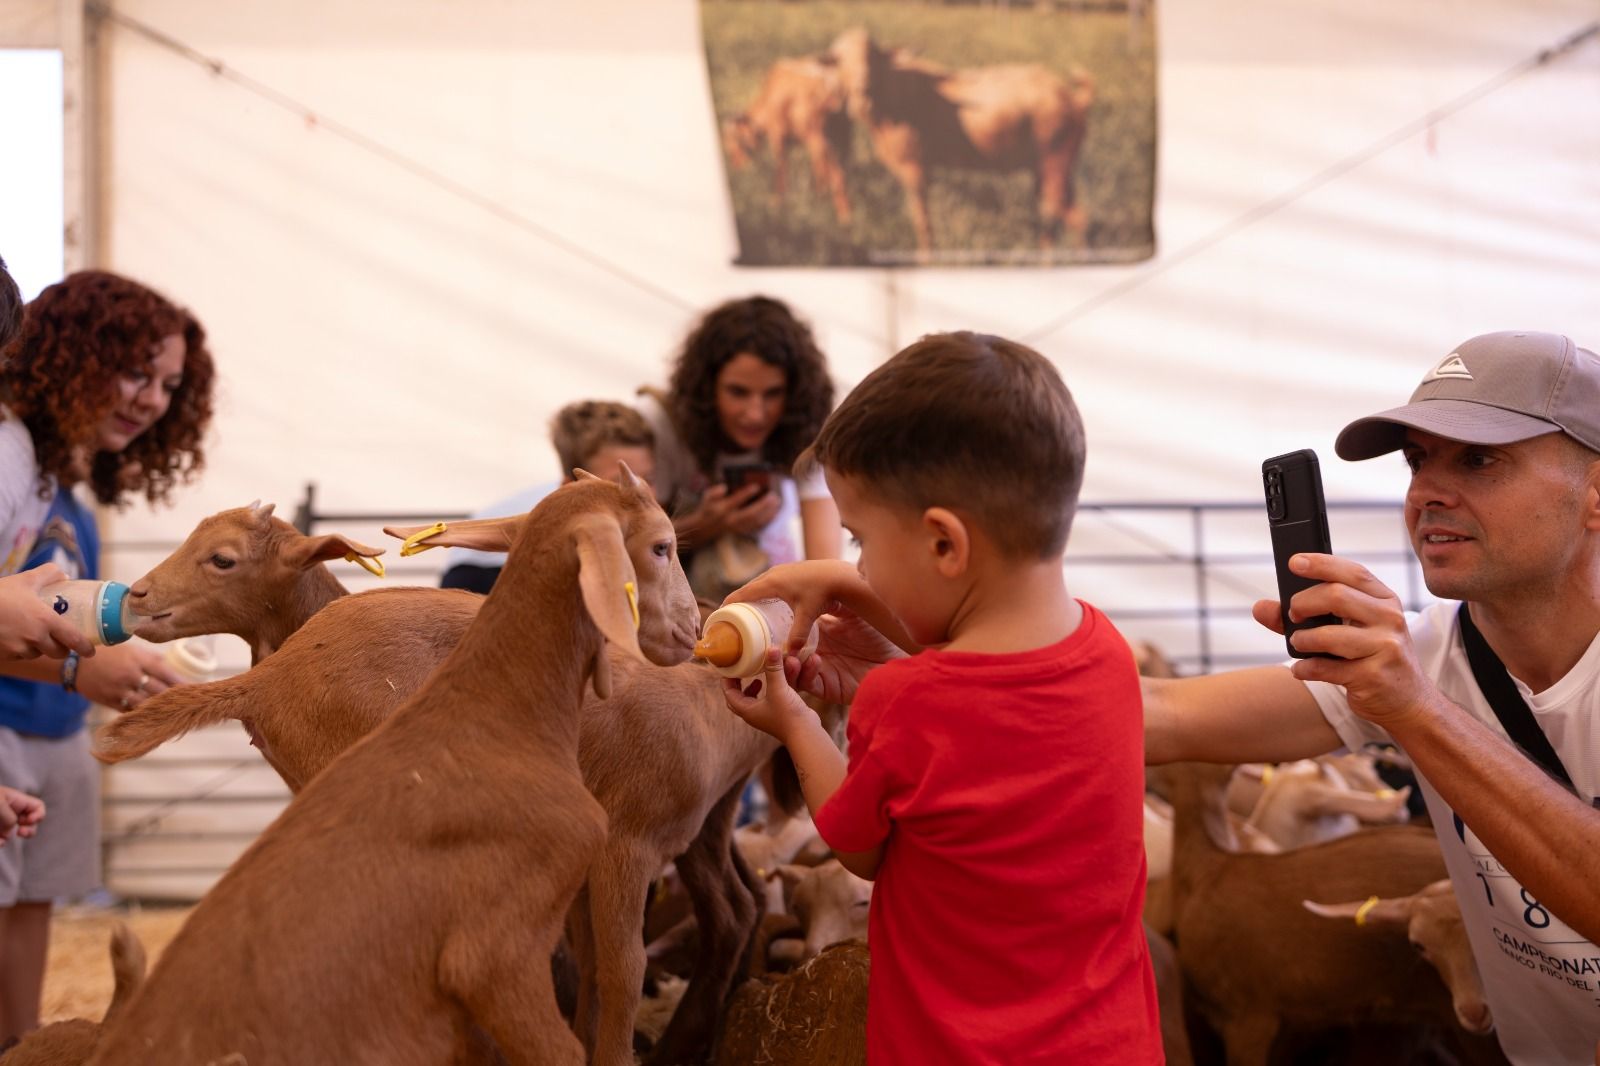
left=1263, top=449, right=1339, bottom=658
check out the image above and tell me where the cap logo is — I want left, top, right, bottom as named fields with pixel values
left=1426, top=353, right=1474, bottom=382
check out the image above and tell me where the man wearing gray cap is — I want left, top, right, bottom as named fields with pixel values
left=1144, top=331, right=1600, bottom=1064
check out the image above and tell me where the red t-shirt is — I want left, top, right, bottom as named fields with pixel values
left=814, top=603, right=1161, bottom=1066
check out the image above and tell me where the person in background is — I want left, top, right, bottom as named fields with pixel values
left=0, top=269, right=216, bottom=1047
left=639, top=295, right=839, bottom=602
left=1145, top=332, right=1600, bottom=1064
left=0, top=257, right=93, bottom=664
left=440, top=400, right=656, bottom=594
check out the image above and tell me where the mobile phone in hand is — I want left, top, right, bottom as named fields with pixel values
left=1263, top=449, right=1339, bottom=658
left=724, top=462, right=776, bottom=500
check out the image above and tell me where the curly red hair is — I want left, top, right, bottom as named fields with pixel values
left=0, top=271, right=215, bottom=507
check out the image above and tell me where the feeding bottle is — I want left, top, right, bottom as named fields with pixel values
left=38, top=579, right=138, bottom=646
left=163, top=636, right=219, bottom=682
left=695, top=598, right=818, bottom=679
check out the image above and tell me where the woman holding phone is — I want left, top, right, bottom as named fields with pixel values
left=638, top=295, right=839, bottom=600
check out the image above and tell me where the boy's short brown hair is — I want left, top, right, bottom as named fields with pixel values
left=811, top=332, right=1085, bottom=559
left=550, top=400, right=654, bottom=476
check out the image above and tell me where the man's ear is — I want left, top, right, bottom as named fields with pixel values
left=1583, top=459, right=1600, bottom=533
left=922, top=507, right=971, bottom=578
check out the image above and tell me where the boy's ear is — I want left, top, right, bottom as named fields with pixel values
left=921, top=507, right=971, bottom=578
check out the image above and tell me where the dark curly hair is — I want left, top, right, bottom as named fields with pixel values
left=665, top=295, right=833, bottom=475
left=0, top=270, right=215, bottom=507
left=0, top=254, right=21, bottom=352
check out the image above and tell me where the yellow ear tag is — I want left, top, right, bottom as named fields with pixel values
left=399, top=522, right=448, bottom=558
left=1354, top=895, right=1380, bottom=927
left=344, top=552, right=386, bottom=578
left=1261, top=764, right=1275, bottom=786
left=624, top=581, right=640, bottom=630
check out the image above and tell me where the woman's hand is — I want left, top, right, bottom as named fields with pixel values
left=678, top=484, right=782, bottom=544
left=0, top=565, right=96, bottom=661
left=77, top=643, right=187, bottom=711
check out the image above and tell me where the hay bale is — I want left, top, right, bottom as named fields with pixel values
left=712, top=939, right=868, bottom=1066
left=40, top=906, right=189, bottom=1023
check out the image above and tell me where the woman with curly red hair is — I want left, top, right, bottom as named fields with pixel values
left=0, top=269, right=216, bottom=1047
left=639, top=295, right=840, bottom=600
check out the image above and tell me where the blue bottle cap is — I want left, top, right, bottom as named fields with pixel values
left=97, top=581, right=135, bottom=645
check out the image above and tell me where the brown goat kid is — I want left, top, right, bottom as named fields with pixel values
left=96, top=513, right=792, bottom=1065
left=1303, top=880, right=1493, bottom=1037
left=828, top=26, right=1094, bottom=257
left=130, top=501, right=385, bottom=664
left=723, top=56, right=853, bottom=224
left=1167, top=761, right=1482, bottom=1064
left=87, top=471, right=699, bottom=1066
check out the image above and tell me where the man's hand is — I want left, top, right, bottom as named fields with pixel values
left=1253, top=552, right=1439, bottom=729
left=0, top=786, right=44, bottom=845
left=0, top=565, right=96, bottom=661
left=77, top=643, right=187, bottom=711
left=723, top=648, right=819, bottom=743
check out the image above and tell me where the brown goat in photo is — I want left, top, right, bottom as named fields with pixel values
left=722, top=55, right=854, bottom=224
left=87, top=471, right=699, bottom=1066
left=828, top=26, right=1094, bottom=257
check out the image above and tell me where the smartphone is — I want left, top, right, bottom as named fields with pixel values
left=724, top=462, right=776, bottom=499
left=1262, top=449, right=1339, bottom=658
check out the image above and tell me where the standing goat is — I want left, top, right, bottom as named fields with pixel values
left=87, top=470, right=699, bottom=1065
left=96, top=517, right=799, bottom=1064
left=828, top=26, right=1094, bottom=256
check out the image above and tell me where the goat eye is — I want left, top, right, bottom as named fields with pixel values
left=652, top=541, right=671, bottom=559
left=210, top=554, right=236, bottom=570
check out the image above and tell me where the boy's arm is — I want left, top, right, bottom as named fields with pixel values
left=723, top=649, right=883, bottom=880
left=726, top=559, right=918, bottom=655
left=1143, top=666, right=1342, bottom=765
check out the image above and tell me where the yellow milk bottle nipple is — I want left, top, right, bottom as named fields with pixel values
left=695, top=621, right=745, bottom=669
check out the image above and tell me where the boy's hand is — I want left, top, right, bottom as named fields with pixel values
left=723, top=648, right=819, bottom=743
left=791, top=605, right=906, bottom=704
left=0, top=565, right=97, bottom=661
left=0, top=786, right=45, bottom=845
left=726, top=559, right=920, bottom=658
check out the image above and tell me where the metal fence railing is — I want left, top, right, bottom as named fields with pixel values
left=98, top=488, right=1429, bottom=898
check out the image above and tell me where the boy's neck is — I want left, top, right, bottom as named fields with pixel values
left=940, top=553, right=1080, bottom=655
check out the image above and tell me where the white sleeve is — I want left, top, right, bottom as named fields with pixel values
left=1302, top=676, right=1395, bottom=752
left=795, top=462, right=831, bottom=502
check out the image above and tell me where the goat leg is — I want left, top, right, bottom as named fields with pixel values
left=583, top=840, right=660, bottom=1066
left=646, top=780, right=760, bottom=1066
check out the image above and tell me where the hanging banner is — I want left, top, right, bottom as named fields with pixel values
left=703, top=0, right=1157, bottom=267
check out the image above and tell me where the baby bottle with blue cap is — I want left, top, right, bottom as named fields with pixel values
left=38, top=579, right=139, bottom=646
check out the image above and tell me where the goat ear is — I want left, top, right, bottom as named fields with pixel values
left=573, top=514, right=644, bottom=664
left=1301, top=897, right=1407, bottom=927
left=287, top=533, right=385, bottom=572
left=382, top=516, right=523, bottom=554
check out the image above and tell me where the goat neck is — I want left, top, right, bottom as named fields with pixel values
left=251, top=536, right=348, bottom=663
left=1167, top=761, right=1237, bottom=901
left=427, top=506, right=611, bottom=755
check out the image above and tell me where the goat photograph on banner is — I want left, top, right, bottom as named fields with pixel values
left=702, top=0, right=1157, bottom=267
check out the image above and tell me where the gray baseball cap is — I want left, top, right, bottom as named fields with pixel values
left=1335, top=331, right=1600, bottom=461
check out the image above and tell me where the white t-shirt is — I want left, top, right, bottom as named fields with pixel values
left=0, top=412, right=53, bottom=577
left=637, top=392, right=829, bottom=567
left=1307, top=600, right=1600, bottom=1065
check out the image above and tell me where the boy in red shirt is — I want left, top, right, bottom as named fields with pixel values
left=723, top=331, right=1162, bottom=1065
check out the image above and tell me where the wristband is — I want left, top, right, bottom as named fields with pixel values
left=60, top=651, right=80, bottom=693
